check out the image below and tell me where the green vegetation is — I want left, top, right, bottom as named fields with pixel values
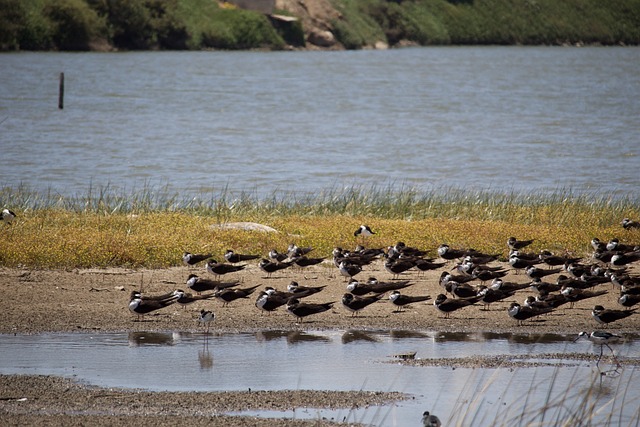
left=1, top=185, right=638, bottom=268
left=0, top=0, right=638, bottom=50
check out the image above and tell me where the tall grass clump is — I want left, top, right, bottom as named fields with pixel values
left=1, top=184, right=638, bottom=268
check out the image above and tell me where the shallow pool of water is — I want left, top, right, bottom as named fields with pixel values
left=1, top=330, right=638, bottom=426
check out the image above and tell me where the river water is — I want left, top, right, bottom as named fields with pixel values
left=1, top=47, right=639, bottom=201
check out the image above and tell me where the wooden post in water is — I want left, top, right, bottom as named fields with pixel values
left=58, top=72, right=64, bottom=109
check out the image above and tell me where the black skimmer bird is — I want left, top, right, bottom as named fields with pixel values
left=186, top=274, right=238, bottom=294
left=268, top=249, right=288, bottom=263
left=509, top=253, right=543, bottom=272
left=507, top=302, right=553, bottom=325
left=538, top=250, right=582, bottom=268
left=592, top=305, right=637, bottom=325
left=610, top=251, right=640, bottom=267
left=622, top=218, right=640, bottom=230
left=507, top=237, right=534, bottom=250
left=437, top=244, right=480, bottom=261
left=422, top=411, right=442, bottom=427
left=433, top=294, right=480, bottom=318
left=255, top=291, right=289, bottom=314
left=214, top=284, right=259, bottom=307
left=618, top=293, right=640, bottom=309
left=389, top=290, right=431, bottom=312
left=476, top=286, right=515, bottom=309
left=384, top=258, right=414, bottom=279
left=605, top=238, right=638, bottom=253
left=286, top=298, right=334, bottom=322
left=128, top=293, right=179, bottom=319
left=346, top=277, right=413, bottom=296
left=1, top=208, right=16, bottom=224
left=287, top=244, right=313, bottom=258
left=198, top=309, right=215, bottom=334
left=182, top=251, right=212, bottom=266
left=341, top=293, right=384, bottom=317
left=174, top=289, right=215, bottom=308
left=450, top=282, right=479, bottom=299
left=259, top=258, right=293, bottom=278
left=291, top=255, right=326, bottom=267
left=339, top=260, right=362, bottom=279
left=287, top=281, right=326, bottom=297
left=130, top=289, right=178, bottom=301
left=206, top=259, right=246, bottom=277
left=560, top=286, right=607, bottom=308
left=224, top=250, right=260, bottom=263
left=525, top=265, right=562, bottom=280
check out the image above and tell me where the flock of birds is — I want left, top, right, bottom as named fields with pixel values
left=127, top=219, right=640, bottom=337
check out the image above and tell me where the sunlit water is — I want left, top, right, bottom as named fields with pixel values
left=1, top=47, right=639, bottom=201
left=1, top=330, right=639, bottom=426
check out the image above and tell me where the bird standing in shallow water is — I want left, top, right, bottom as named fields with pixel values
left=198, top=309, right=215, bottom=334
left=575, top=331, right=623, bottom=372
left=422, top=410, right=441, bottom=427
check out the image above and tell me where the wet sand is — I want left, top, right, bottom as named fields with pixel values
left=1, top=260, right=638, bottom=425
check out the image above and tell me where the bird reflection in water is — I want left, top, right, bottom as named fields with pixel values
left=342, top=330, right=380, bottom=344
left=198, top=347, right=213, bottom=370
left=128, top=331, right=179, bottom=347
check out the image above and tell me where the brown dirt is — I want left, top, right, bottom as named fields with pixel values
left=1, top=261, right=636, bottom=335
left=1, top=260, right=638, bottom=425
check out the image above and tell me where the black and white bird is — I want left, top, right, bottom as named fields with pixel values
left=206, top=259, right=247, bottom=277
left=507, top=302, right=553, bottom=325
left=214, top=285, right=259, bottom=307
left=592, top=305, right=637, bottom=325
left=422, top=411, right=442, bottom=427
left=389, top=290, right=431, bottom=312
left=224, top=249, right=260, bottom=263
left=622, top=218, right=640, bottom=230
left=128, top=293, right=179, bottom=319
left=198, top=309, right=215, bottom=334
left=186, top=274, right=238, bottom=294
left=354, top=224, right=375, bottom=238
left=259, top=258, right=293, bottom=278
left=286, top=298, right=334, bottom=322
left=1, top=208, right=16, bottom=224
left=341, top=292, right=384, bottom=317
left=339, top=260, right=362, bottom=279
left=182, top=251, right=212, bottom=266
left=433, top=293, right=480, bottom=319
left=507, top=236, right=534, bottom=250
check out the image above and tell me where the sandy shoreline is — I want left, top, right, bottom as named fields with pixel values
left=1, top=260, right=638, bottom=425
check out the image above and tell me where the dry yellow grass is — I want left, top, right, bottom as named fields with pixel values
left=1, top=207, right=638, bottom=268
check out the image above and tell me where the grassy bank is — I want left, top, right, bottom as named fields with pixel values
left=0, top=0, right=638, bottom=51
left=1, top=186, right=638, bottom=268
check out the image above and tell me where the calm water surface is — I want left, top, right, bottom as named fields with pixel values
left=1, top=330, right=639, bottom=426
left=1, top=47, right=639, bottom=200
